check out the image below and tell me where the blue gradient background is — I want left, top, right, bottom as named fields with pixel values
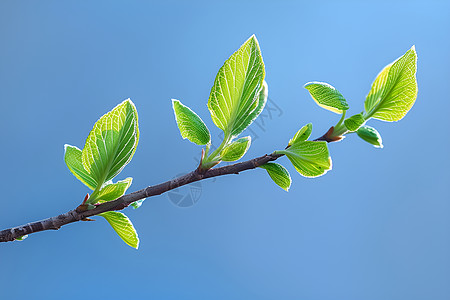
left=1, top=1, right=449, bottom=299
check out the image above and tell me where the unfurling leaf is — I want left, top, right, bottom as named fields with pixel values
left=344, top=113, right=365, bottom=132
left=277, top=141, right=332, bottom=178
left=356, top=125, right=383, bottom=148
left=259, top=162, right=291, bottom=191
left=208, top=35, right=265, bottom=138
left=99, top=211, right=139, bottom=249
left=288, top=123, right=312, bottom=146
left=94, top=177, right=133, bottom=203
left=64, top=144, right=97, bottom=190
left=364, top=46, right=418, bottom=122
left=82, top=99, right=139, bottom=185
left=172, top=99, right=211, bottom=145
left=304, top=82, right=349, bottom=114
left=220, top=136, right=251, bottom=162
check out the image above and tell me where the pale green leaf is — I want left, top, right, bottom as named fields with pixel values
left=172, top=99, right=210, bottom=145
left=288, top=123, right=312, bottom=146
left=94, top=177, right=132, bottom=203
left=364, top=46, right=418, bottom=122
left=15, top=235, right=28, bottom=241
left=82, top=99, right=139, bottom=185
left=304, top=82, right=349, bottom=114
left=208, top=35, right=265, bottom=138
left=278, top=141, right=332, bottom=178
left=99, top=211, right=139, bottom=249
left=131, top=199, right=145, bottom=209
left=259, top=162, right=291, bottom=191
left=220, top=136, right=251, bottom=162
left=356, top=125, right=383, bottom=148
left=245, top=80, right=268, bottom=127
left=64, top=144, right=97, bottom=190
left=344, top=113, right=365, bottom=131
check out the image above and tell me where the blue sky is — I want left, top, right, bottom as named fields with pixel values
left=1, top=1, right=449, bottom=299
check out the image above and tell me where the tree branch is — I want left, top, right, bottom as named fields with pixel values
left=0, top=152, right=282, bottom=242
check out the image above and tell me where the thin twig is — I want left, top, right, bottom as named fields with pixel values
left=0, top=152, right=283, bottom=242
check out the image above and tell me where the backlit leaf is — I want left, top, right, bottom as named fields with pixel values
left=64, top=144, right=97, bottom=190
left=344, top=113, right=365, bottom=132
left=99, top=211, right=139, bottom=249
left=288, top=123, right=312, bottom=146
left=208, top=35, right=265, bottom=138
left=94, top=177, right=132, bottom=203
left=364, top=46, right=418, bottom=122
left=172, top=99, right=210, bottom=145
left=259, top=162, right=291, bottom=191
left=220, top=136, right=251, bottom=162
left=304, top=82, right=349, bottom=114
left=278, top=141, right=332, bottom=178
left=82, top=99, right=139, bottom=185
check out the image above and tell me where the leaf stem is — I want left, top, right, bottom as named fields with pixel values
left=202, top=134, right=231, bottom=166
left=327, top=111, right=349, bottom=139
left=335, top=111, right=346, bottom=128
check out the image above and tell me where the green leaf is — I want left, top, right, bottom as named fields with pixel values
left=82, top=99, right=139, bottom=185
left=220, top=136, right=251, bottom=162
left=288, top=123, right=312, bottom=146
left=259, top=162, right=291, bottom=191
left=278, top=141, right=332, bottom=178
left=172, top=99, right=211, bottom=145
left=304, top=82, right=349, bottom=114
left=131, top=199, right=145, bottom=209
left=247, top=80, right=268, bottom=125
left=99, top=211, right=139, bottom=249
left=208, top=35, right=265, bottom=138
left=93, top=177, right=132, bottom=203
left=356, top=125, right=383, bottom=148
left=344, top=113, right=365, bottom=131
left=364, top=46, right=418, bottom=122
left=64, top=144, right=97, bottom=190
left=15, top=235, right=28, bottom=241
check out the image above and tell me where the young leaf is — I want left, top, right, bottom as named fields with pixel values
left=246, top=80, right=268, bottom=126
left=304, top=82, right=349, bottom=114
left=356, top=125, right=383, bottom=148
left=82, top=99, right=139, bottom=185
left=99, top=211, right=139, bottom=249
left=64, top=144, right=97, bottom=190
left=220, top=136, right=251, bottom=162
left=288, top=123, right=312, bottom=146
left=259, top=162, right=291, bottom=191
left=15, top=235, right=28, bottom=241
left=208, top=35, right=265, bottom=138
left=364, top=46, right=418, bottom=122
left=131, top=199, right=145, bottom=209
left=344, top=113, right=365, bottom=132
left=172, top=99, right=211, bottom=145
left=277, top=141, right=332, bottom=178
left=93, top=177, right=133, bottom=203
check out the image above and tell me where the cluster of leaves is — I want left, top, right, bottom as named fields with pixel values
left=64, top=99, right=140, bottom=248
left=61, top=35, right=417, bottom=248
left=172, top=35, right=267, bottom=169
left=172, top=36, right=418, bottom=191
left=304, top=45, right=417, bottom=147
